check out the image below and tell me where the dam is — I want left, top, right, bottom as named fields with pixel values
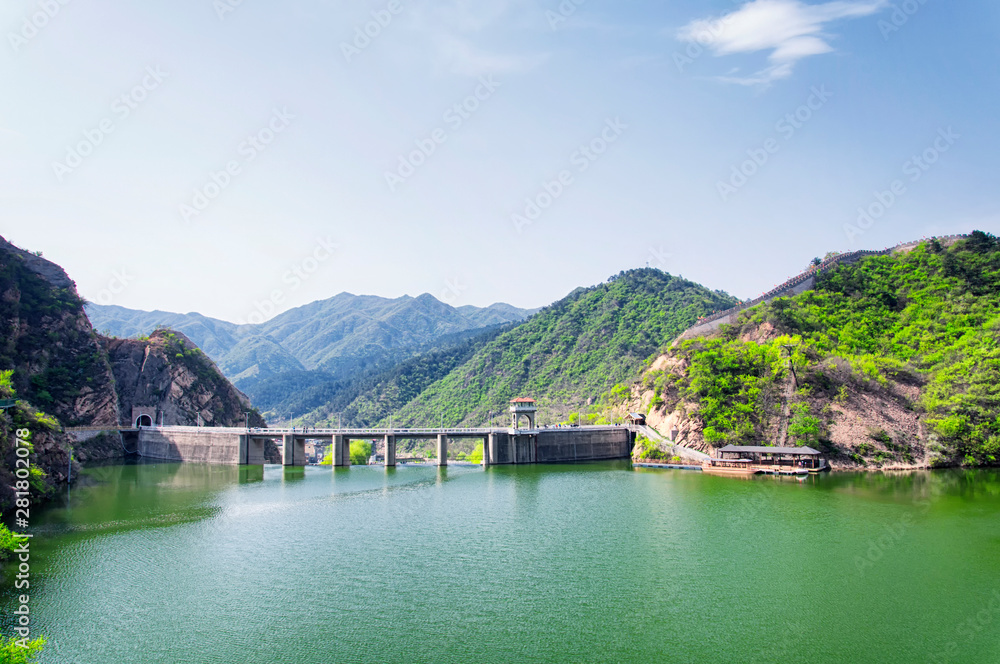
left=68, top=424, right=634, bottom=467
left=68, top=397, right=634, bottom=467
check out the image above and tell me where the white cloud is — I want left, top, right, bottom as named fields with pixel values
left=678, top=0, right=885, bottom=85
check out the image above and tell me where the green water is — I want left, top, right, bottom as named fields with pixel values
left=3, top=462, right=1000, bottom=663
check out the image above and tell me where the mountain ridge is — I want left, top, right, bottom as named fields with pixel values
left=86, top=294, right=538, bottom=420
left=304, top=268, right=740, bottom=429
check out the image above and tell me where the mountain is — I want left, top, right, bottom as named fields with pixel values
left=333, top=269, right=739, bottom=427
left=621, top=233, right=1000, bottom=469
left=103, top=330, right=266, bottom=429
left=0, top=236, right=119, bottom=427
left=0, top=235, right=269, bottom=511
left=297, top=324, right=512, bottom=429
left=219, top=336, right=306, bottom=383
left=86, top=294, right=538, bottom=419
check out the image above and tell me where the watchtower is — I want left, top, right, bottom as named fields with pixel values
left=509, top=398, right=537, bottom=430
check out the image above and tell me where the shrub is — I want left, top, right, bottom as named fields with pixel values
left=0, top=635, right=45, bottom=663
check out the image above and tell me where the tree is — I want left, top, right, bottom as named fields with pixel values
left=350, top=441, right=373, bottom=465
left=788, top=403, right=821, bottom=446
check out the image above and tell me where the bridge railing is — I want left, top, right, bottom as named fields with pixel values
left=123, top=425, right=630, bottom=436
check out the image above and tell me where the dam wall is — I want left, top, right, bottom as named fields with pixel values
left=78, top=425, right=632, bottom=467
left=137, top=426, right=249, bottom=464
left=488, top=427, right=632, bottom=465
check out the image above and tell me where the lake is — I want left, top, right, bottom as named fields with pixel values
left=3, top=461, right=999, bottom=663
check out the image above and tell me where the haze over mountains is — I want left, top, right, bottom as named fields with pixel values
left=86, top=293, right=538, bottom=419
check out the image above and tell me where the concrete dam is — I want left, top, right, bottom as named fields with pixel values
left=70, top=425, right=635, bottom=467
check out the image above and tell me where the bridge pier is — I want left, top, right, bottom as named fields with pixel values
left=437, top=434, right=447, bottom=467
left=282, top=434, right=305, bottom=466
left=332, top=434, right=350, bottom=467
left=238, top=435, right=266, bottom=465
left=487, top=433, right=499, bottom=467
left=384, top=434, right=396, bottom=467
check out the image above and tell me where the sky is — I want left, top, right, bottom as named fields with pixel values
left=1, top=0, right=997, bottom=323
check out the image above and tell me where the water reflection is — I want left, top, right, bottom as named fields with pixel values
left=238, top=466, right=264, bottom=484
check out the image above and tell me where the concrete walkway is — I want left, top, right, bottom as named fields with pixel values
left=633, top=424, right=711, bottom=462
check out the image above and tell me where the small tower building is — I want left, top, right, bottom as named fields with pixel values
left=509, top=398, right=537, bottom=430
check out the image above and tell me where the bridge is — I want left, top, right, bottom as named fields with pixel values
left=67, top=425, right=634, bottom=467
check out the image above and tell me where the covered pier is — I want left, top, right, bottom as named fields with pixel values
left=713, top=445, right=829, bottom=474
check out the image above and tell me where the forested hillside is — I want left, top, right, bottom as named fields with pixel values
left=629, top=233, right=1000, bottom=468
left=376, top=269, right=738, bottom=426
left=298, top=325, right=511, bottom=428
left=87, top=295, right=536, bottom=419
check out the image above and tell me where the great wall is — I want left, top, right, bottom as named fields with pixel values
left=676, top=234, right=969, bottom=341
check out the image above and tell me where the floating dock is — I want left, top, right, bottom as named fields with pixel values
left=632, top=461, right=702, bottom=471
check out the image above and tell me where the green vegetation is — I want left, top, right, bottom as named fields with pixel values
left=453, top=442, right=484, bottom=464
left=0, top=635, right=45, bottom=663
left=0, top=249, right=110, bottom=425
left=389, top=269, right=737, bottom=426
left=320, top=441, right=374, bottom=465
left=0, top=372, right=57, bottom=512
left=660, top=337, right=788, bottom=445
left=298, top=325, right=512, bottom=429
left=660, top=233, right=1000, bottom=466
left=0, top=523, right=27, bottom=562
left=632, top=434, right=664, bottom=460
left=350, top=441, right=372, bottom=465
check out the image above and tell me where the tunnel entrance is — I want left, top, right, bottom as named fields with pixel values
left=135, top=414, right=153, bottom=427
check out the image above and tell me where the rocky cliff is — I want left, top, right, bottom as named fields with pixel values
left=103, top=330, right=266, bottom=429
left=0, top=236, right=119, bottom=427
left=0, top=236, right=272, bottom=511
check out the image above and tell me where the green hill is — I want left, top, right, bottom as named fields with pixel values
left=298, top=325, right=511, bottom=429
left=376, top=269, right=738, bottom=427
left=630, top=232, right=1000, bottom=468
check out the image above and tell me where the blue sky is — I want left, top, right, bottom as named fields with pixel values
left=1, top=0, right=997, bottom=322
